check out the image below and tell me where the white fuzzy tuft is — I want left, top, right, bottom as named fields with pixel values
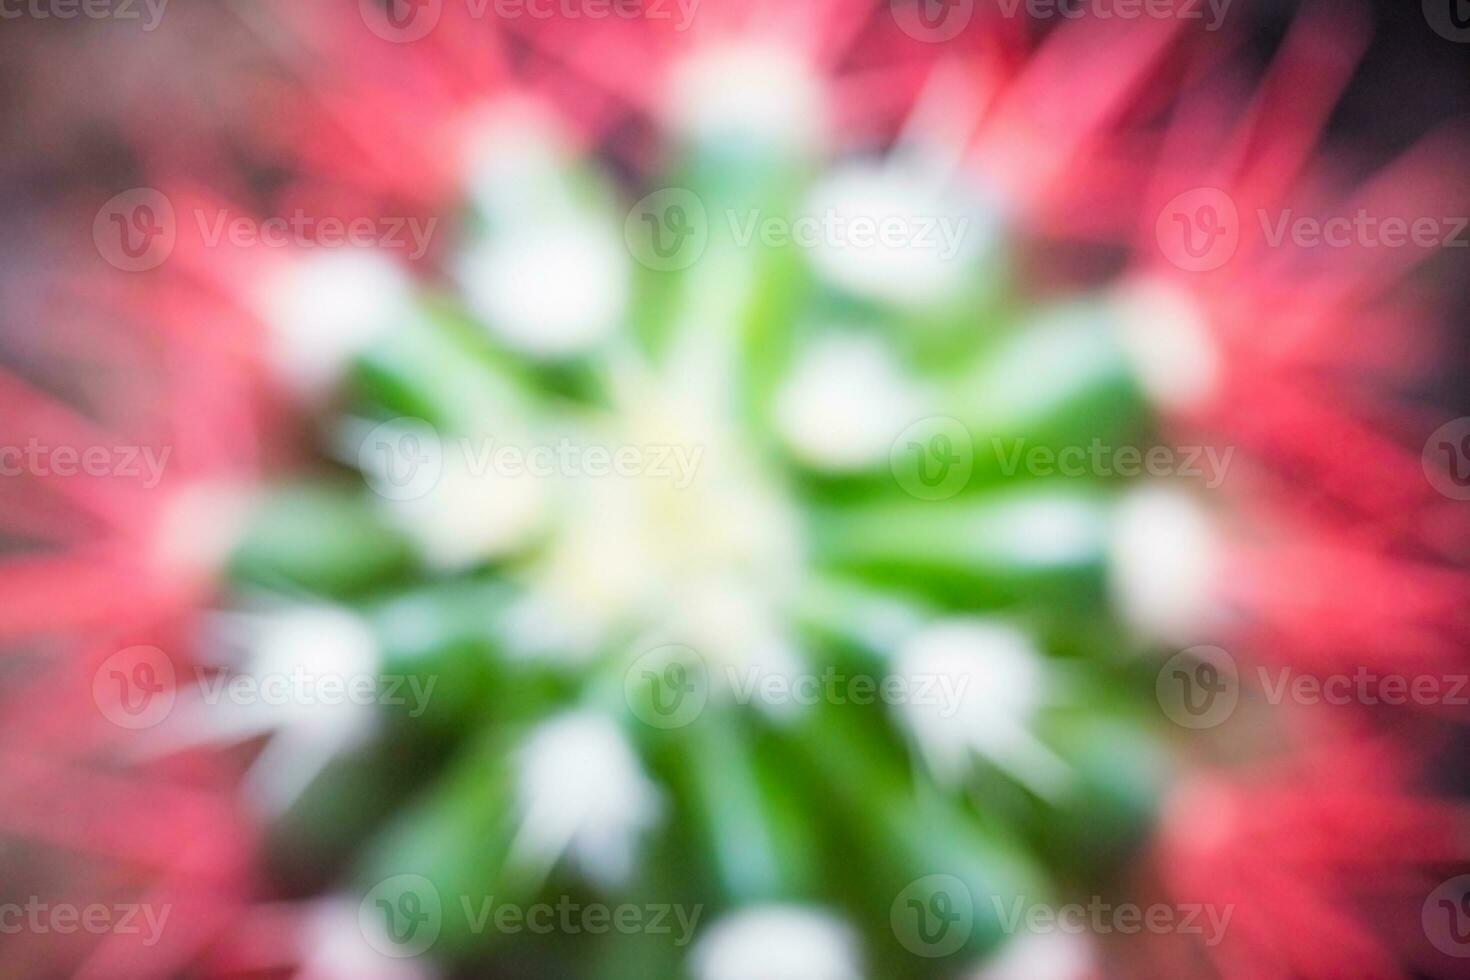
left=259, top=251, right=412, bottom=395
left=457, top=219, right=627, bottom=358
left=459, top=99, right=572, bottom=221
left=510, top=711, right=661, bottom=888
left=774, top=334, right=921, bottom=472
left=893, top=619, right=1067, bottom=795
left=690, top=906, right=862, bottom=980
left=1110, top=279, right=1220, bottom=411
left=802, top=161, right=989, bottom=307
left=249, top=606, right=380, bottom=700
left=220, top=606, right=383, bottom=817
left=383, top=440, right=548, bottom=571
left=300, top=899, right=436, bottom=980
left=665, top=44, right=825, bottom=156
left=972, top=931, right=1096, bottom=980
left=503, top=378, right=801, bottom=669
left=154, top=482, right=255, bottom=581
left=1108, top=486, right=1220, bottom=644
